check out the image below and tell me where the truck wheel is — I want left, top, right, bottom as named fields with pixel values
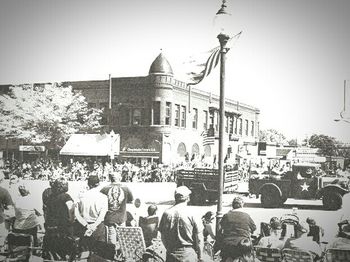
left=261, top=186, right=282, bottom=208
left=190, top=189, right=206, bottom=205
left=322, top=192, right=342, bottom=210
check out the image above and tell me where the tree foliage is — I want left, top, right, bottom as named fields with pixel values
left=308, top=134, right=337, bottom=156
left=0, top=83, right=102, bottom=147
left=259, top=129, right=288, bottom=145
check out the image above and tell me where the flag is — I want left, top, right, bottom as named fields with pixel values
left=201, top=130, right=215, bottom=146
left=183, top=31, right=242, bottom=85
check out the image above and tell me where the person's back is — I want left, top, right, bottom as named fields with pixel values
left=283, top=222, right=322, bottom=260
left=139, top=204, right=159, bottom=247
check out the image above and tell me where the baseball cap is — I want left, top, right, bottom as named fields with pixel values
left=175, top=186, right=191, bottom=198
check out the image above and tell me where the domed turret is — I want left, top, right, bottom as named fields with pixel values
left=149, top=53, right=174, bottom=76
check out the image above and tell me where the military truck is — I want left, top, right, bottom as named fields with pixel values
left=176, top=168, right=240, bottom=205
left=248, top=163, right=349, bottom=210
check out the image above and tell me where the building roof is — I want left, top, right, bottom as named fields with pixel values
left=149, top=53, right=173, bottom=75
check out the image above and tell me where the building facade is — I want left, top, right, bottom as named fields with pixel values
left=64, top=53, right=260, bottom=165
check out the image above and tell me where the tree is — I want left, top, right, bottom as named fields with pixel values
left=259, top=129, right=288, bottom=145
left=308, top=134, right=337, bottom=156
left=288, top=138, right=298, bottom=147
left=0, top=83, right=103, bottom=148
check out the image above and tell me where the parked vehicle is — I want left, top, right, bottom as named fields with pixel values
left=176, top=168, right=240, bottom=205
left=249, top=163, right=349, bottom=210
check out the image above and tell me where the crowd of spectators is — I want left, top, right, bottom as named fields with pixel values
left=2, top=158, right=178, bottom=183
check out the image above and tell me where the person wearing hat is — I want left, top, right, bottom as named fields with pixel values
left=283, top=221, right=322, bottom=260
left=216, top=196, right=256, bottom=261
left=258, top=217, right=284, bottom=249
left=328, top=219, right=350, bottom=249
left=159, top=186, right=203, bottom=262
left=75, top=175, right=108, bottom=250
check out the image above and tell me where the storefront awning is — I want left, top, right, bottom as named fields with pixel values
left=60, top=133, right=120, bottom=156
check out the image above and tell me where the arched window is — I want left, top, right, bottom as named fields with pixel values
left=177, top=143, right=187, bottom=157
left=204, top=145, right=211, bottom=157
left=191, top=143, right=200, bottom=156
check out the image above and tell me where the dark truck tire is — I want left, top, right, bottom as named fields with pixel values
left=260, top=184, right=283, bottom=208
left=190, top=187, right=207, bottom=205
left=322, top=192, right=342, bottom=210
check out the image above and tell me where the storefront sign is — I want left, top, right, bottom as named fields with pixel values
left=122, top=148, right=158, bottom=153
left=19, top=145, right=45, bottom=152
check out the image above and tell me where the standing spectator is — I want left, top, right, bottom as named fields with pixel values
left=159, top=186, right=203, bottom=262
left=42, top=178, right=75, bottom=260
left=12, top=185, right=42, bottom=247
left=0, top=170, right=14, bottom=246
left=216, top=196, right=256, bottom=261
left=306, top=217, right=324, bottom=244
left=75, top=175, right=108, bottom=249
left=100, top=172, right=133, bottom=244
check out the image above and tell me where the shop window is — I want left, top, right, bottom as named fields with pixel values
left=165, top=102, right=171, bottom=125
left=132, top=108, right=142, bottom=126
left=192, top=108, right=198, bottom=129
left=181, top=105, right=186, bottom=127
left=175, top=104, right=180, bottom=127
left=203, top=110, right=208, bottom=130
left=153, top=101, right=160, bottom=125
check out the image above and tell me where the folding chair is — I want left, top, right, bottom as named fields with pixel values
left=115, top=226, right=146, bottom=262
left=282, top=248, right=314, bottom=262
left=325, top=248, right=350, bottom=262
left=254, top=246, right=282, bottom=262
left=6, top=232, right=34, bottom=262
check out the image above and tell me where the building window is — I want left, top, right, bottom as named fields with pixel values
left=181, top=105, right=186, bottom=127
left=165, top=102, right=171, bottom=125
left=229, top=116, right=234, bottom=134
left=239, top=118, right=243, bottom=135
left=153, top=101, right=160, bottom=125
left=132, top=108, right=142, bottom=125
left=209, top=111, right=214, bottom=129
left=121, top=107, right=130, bottom=125
left=175, top=104, right=180, bottom=127
left=215, top=111, right=219, bottom=131
left=203, top=110, right=208, bottom=130
left=192, top=108, right=198, bottom=129
left=234, top=116, right=238, bottom=134
left=251, top=121, right=254, bottom=137
left=245, top=119, right=249, bottom=136
left=225, top=115, right=229, bottom=133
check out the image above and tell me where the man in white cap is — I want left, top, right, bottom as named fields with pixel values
left=159, top=186, right=203, bottom=262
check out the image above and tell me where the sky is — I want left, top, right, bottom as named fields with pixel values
left=1, top=0, right=350, bottom=143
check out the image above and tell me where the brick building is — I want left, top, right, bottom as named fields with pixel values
left=63, top=53, right=260, bottom=165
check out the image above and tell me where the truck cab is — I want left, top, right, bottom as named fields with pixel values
left=248, top=163, right=349, bottom=209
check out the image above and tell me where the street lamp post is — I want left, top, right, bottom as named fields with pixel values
left=215, top=0, right=231, bottom=235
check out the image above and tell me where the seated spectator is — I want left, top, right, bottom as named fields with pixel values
left=258, top=217, right=284, bottom=249
left=12, top=185, right=42, bottom=247
left=283, top=221, right=322, bottom=261
left=328, top=219, right=350, bottom=249
left=306, top=217, right=324, bottom=244
left=233, top=238, right=261, bottom=262
left=202, top=211, right=215, bottom=242
left=139, top=204, right=159, bottom=247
